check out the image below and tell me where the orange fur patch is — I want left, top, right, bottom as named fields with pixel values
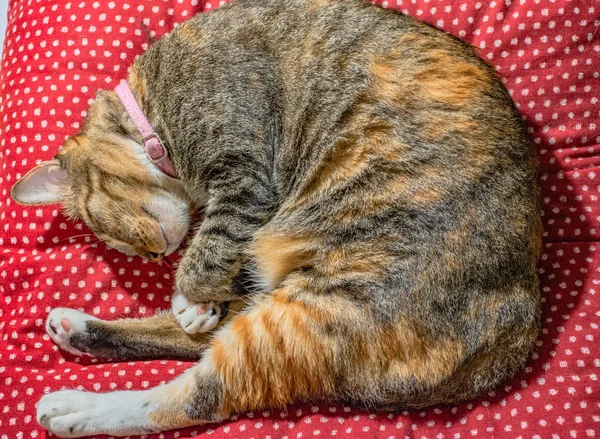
left=296, top=119, right=405, bottom=206
left=307, top=0, right=331, bottom=11
left=211, top=290, right=335, bottom=413
left=422, top=114, right=478, bottom=142
left=414, top=53, right=490, bottom=105
left=371, top=35, right=491, bottom=108
left=59, top=134, right=89, bottom=154
left=129, top=67, right=147, bottom=99
left=371, top=58, right=408, bottom=104
left=317, top=246, right=391, bottom=279
left=352, top=319, right=464, bottom=388
left=300, top=134, right=373, bottom=198
left=253, top=231, right=315, bottom=290
left=412, top=187, right=442, bottom=204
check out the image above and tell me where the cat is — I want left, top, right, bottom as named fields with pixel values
left=10, top=0, right=542, bottom=436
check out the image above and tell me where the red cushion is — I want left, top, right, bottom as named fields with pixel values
left=1, top=0, right=599, bottom=438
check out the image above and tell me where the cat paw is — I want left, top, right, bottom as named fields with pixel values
left=46, top=308, right=99, bottom=356
left=172, top=294, right=222, bottom=334
left=37, top=390, right=157, bottom=437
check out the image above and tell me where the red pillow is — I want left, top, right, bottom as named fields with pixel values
left=1, top=0, right=599, bottom=438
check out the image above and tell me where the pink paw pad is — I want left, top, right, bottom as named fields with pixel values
left=61, top=318, right=72, bottom=332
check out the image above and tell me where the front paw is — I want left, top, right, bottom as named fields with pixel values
left=175, top=256, right=239, bottom=303
left=46, top=308, right=99, bottom=356
left=172, top=294, right=224, bottom=334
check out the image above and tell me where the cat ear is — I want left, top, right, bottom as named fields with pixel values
left=11, top=159, right=67, bottom=205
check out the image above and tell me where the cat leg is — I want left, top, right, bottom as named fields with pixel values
left=36, top=369, right=204, bottom=438
left=37, top=288, right=340, bottom=437
left=173, top=148, right=277, bottom=332
left=45, top=303, right=241, bottom=361
left=172, top=260, right=257, bottom=334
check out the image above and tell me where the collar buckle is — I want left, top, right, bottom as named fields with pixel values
left=143, top=133, right=169, bottom=164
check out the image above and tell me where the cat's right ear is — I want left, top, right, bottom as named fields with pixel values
left=11, top=159, right=67, bottom=205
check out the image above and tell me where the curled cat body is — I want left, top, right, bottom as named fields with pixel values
left=11, top=0, right=541, bottom=437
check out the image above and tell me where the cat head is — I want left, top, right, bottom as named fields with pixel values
left=10, top=89, right=194, bottom=262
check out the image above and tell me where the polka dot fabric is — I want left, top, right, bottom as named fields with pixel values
left=0, top=0, right=598, bottom=438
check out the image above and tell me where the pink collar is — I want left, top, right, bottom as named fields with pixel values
left=114, top=79, right=178, bottom=178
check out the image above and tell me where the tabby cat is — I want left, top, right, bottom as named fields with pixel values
left=11, top=0, right=541, bottom=436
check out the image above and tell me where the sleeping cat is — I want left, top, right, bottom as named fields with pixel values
left=11, top=0, right=541, bottom=436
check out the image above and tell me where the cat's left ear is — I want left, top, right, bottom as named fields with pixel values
left=11, top=159, right=67, bottom=205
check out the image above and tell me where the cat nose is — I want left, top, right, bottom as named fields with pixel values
left=146, top=251, right=164, bottom=262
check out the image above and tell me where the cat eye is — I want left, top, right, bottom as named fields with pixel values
left=146, top=251, right=164, bottom=262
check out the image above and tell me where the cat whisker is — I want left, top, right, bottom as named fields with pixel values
left=61, top=233, right=93, bottom=242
